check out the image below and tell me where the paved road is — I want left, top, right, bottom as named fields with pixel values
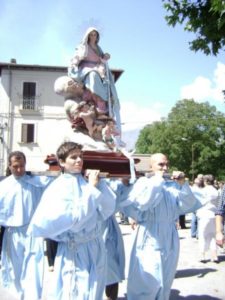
left=117, top=215, right=225, bottom=300
left=1, top=214, right=225, bottom=299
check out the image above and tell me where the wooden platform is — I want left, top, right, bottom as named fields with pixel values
left=83, top=150, right=140, bottom=177
left=44, top=151, right=140, bottom=178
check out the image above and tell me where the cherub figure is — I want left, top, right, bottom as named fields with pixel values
left=54, top=76, right=109, bottom=121
left=102, top=118, right=121, bottom=151
left=75, top=101, right=97, bottom=137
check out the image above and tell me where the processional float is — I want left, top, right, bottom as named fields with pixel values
left=44, top=66, right=140, bottom=179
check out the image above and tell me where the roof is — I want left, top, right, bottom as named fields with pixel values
left=0, top=61, right=124, bottom=82
left=133, top=154, right=151, bottom=173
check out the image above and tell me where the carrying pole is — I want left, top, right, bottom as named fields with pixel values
left=105, top=62, right=113, bottom=118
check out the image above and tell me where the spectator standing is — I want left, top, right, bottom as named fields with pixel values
left=215, top=183, right=225, bottom=247
left=190, top=177, right=204, bottom=238
left=197, top=174, right=219, bottom=262
left=218, top=181, right=224, bottom=198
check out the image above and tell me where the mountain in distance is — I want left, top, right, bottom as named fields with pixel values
left=121, top=127, right=141, bottom=151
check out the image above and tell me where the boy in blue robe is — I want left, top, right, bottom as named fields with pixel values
left=28, top=141, right=116, bottom=300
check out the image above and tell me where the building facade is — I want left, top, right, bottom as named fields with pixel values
left=0, top=60, right=123, bottom=175
left=0, top=61, right=77, bottom=175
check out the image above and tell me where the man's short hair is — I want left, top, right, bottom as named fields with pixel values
left=8, top=151, right=26, bottom=165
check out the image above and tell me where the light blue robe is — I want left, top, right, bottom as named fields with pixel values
left=102, top=215, right=125, bottom=285
left=28, top=173, right=116, bottom=300
left=119, top=175, right=200, bottom=300
left=102, top=179, right=134, bottom=286
left=0, top=173, right=52, bottom=300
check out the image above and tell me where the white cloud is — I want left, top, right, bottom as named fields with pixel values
left=120, top=101, right=162, bottom=131
left=180, top=62, right=225, bottom=103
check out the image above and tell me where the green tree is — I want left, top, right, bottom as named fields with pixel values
left=136, top=99, right=225, bottom=180
left=163, top=0, right=225, bottom=55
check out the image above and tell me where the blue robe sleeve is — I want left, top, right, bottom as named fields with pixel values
left=115, top=175, right=164, bottom=222
left=167, top=181, right=203, bottom=215
left=120, top=175, right=164, bottom=211
left=25, top=175, right=55, bottom=187
left=105, top=179, right=133, bottom=212
left=28, top=174, right=115, bottom=239
left=0, top=174, right=47, bottom=226
left=96, top=179, right=116, bottom=220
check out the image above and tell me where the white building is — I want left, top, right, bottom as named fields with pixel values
left=0, top=60, right=123, bottom=175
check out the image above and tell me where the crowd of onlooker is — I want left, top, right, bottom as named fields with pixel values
left=186, top=174, right=225, bottom=263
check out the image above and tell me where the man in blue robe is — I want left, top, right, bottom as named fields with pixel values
left=0, top=151, right=52, bottom=300
left=120, top=153, right=201, bottom=300
left=103, top=178, right=131, bottom=300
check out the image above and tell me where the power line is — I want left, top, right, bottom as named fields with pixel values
left=121, top=116, right=225, bottom=125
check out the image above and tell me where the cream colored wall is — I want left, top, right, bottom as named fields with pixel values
left=0, top=72, right=12, bottom=174
left=0, top=67, right=75, bottom=174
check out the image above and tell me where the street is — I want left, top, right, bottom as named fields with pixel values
left=116, top=214, right=225, bottom=300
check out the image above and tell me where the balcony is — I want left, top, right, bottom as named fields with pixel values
left=18, top=94, right=43, bottom=115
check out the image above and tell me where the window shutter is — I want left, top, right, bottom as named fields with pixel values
left=21, top=124, right=35, bottom=143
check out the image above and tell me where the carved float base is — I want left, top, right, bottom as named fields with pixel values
left=44, top=151, right=140, bottom=178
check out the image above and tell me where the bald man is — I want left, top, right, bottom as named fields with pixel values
left=121, top=153, right=200, bottom=300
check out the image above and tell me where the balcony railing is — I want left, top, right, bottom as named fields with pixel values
left=22, top=97, right=36, bottom=110
left=18, top=94, right=43, bottom=113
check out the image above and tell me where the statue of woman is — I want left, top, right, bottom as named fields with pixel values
left=68, top=27, right=121, bottom=131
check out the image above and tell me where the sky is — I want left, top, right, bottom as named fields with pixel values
left=0, top=0, right=225, bottom=135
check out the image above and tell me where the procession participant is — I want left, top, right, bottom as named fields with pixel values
left=215, top=183, right=225, bottom=247
left=196, top=174, right=219, bottom=262
left=68, top=27, right=121, bottom=130
left=102, top=212, right=125, bottom=300
left=190, top=176, right=204, bottom=238
left=45, top=238, right=58, bottom=272
left=0, top=151, right=52, bottom=300
left=0, top=168, right=9, bottom=258
left=102, top=177, right=133, bottom=300
left=119, top=153, right=201, bottom=300
left=28, top=141, right=116, bottom=300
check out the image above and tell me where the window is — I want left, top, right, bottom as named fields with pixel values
left=22, top=82, right=36, bottom=110
left=21, top=123, right=35, bottom=143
